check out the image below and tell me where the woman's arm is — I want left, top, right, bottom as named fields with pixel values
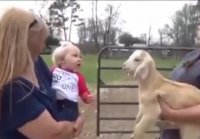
left=1, top=81, right=81, bottom=139
left=159, top=98, right=200, bottom=124
left=18, top=110, right=75, bottom=139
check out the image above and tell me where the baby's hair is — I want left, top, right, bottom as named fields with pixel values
left=52, top=42, right=71, bottom=65
left=52, top=41, right=79, bottom=66
left=52, top=46, right=67, bottom=67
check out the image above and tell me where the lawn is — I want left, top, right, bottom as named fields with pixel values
left=42, top=54, right=181, bottom=87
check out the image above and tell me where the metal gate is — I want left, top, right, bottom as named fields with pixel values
left=96, top=46, right=198, bottom=136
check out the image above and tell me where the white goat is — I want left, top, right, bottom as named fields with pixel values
left=122, top=50, right=200, bottom=139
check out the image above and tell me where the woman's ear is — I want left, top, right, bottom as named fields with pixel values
left=134, top=62, right=149, bottom=80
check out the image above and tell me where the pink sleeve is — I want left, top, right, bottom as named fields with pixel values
left=77, top=72, right=91, bottom=102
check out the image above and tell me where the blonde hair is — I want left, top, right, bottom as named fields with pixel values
left=0, top=8, right=36, bottom=89
left=52, top=46, right=67, bottom=67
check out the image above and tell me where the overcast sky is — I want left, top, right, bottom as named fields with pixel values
left=0, top=0, right=197, bottom=43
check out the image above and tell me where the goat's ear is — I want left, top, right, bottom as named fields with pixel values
left=134, top=62, right=149, bottom=80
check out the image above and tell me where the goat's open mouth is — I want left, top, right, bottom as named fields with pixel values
left=122, top=68, right=133, bottom=76
left=126, top=71, right=133, bottom=76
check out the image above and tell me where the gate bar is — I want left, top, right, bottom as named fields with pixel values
left=100, top=67, right=174, bottom=71
left=100, top=130, right=159, bottom=134
left=100, top=102, right=138, bottom=105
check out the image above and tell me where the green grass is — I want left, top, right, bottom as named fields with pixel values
left=42, top=54, right=181, bottom=86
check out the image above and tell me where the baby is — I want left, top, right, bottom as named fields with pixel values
left=51, top=42, right=94, bottom=121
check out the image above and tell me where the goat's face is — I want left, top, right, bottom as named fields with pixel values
left=122, top=50, right=152, bottom=80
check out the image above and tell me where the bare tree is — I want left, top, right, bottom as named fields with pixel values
left=68, top=1, right=82, bottom=41
left=76, top=21, right=87, bottom=44
left=47, top=0, right=83, bottom=41
left=102, top=4, right=120, bottom=46
left=158, top=29, right=163, bottom=46
left=162, top=4, right=200, bottom=46
left=147, top=25, right=151, bottom=46
left=77, top=3, right=121, bottom=48
left=91, top=0, right=99, bottom=49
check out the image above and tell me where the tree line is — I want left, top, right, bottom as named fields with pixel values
left=158, top=2, right=200, bottom=46
left=42, top=0, right=200, bottom=53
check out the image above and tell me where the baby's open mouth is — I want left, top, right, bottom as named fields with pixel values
left=77, top=63, right=81, bottom=67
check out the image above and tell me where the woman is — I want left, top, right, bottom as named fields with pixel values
left=0, top=8, right=84, bottom=139
left=160, top=24, right=200, bottom=139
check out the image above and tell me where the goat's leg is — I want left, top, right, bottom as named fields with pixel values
left=135, top=105, right=143, bottom=123
left=131, top=115, right=157, bottom=139
left=135, top=111, right=143, bottom=124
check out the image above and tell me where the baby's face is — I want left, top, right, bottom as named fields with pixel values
left=63, top=46, right=82, bottom=72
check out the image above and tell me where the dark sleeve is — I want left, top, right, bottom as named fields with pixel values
left=169, top=49, right=200, bottom=88
left=170, top=50, right=198, bottom=79
left=161, top=129, right=181, bottom=139
left=1, top=82, right=46, bottom=130
left=36, top=56, right=52, bottom=83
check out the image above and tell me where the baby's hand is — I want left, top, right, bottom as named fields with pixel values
left=85, top=94, right=96, bottom=110
left=86, top=94, right=95, bottom=104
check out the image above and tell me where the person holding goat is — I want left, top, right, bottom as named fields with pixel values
left=159, top=23, right=200, bottom=139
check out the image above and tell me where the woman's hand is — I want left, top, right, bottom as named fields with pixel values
left=158, top=96, right=174, bottom=120
left=157, top=97, right=180, bottom=129
left=74, top=114, right=84, bottom=137
left=158, top=96, right=200, bottom=126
